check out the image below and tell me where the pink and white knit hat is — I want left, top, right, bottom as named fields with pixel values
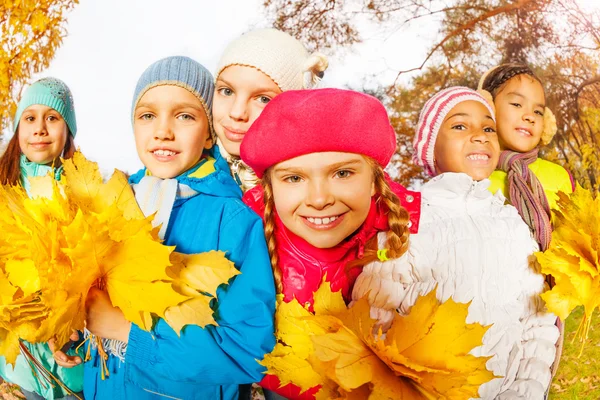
left=413, top=86, right=496, bottom=176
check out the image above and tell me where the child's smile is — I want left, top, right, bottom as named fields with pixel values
left=150, top=147, right=179, bottom=162
left=494, top=76, right=545, bottom=152
left=134, top=85, right=212, bottom=179
left=301, top=213, right=346, bottom=230
left=270, top=152, right=375, bottom=249
left=18, top=105, right=69, bottom=165
left=213, top=65, right=282, bottom=157
left=466, top=151, right=493, bottom=164
left=434, top=100, right=499, bottom=181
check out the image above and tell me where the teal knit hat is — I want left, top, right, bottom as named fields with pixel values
left=132, top=56, right=215, bottom=139
left=13, top=77, right=77, bottom=137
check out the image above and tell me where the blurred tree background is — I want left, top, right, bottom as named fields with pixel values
left=0, top=0, right=79, bottom=137
left=263, top=0, right=600, bottom=190
left=262, top=1, right=600, bottom=398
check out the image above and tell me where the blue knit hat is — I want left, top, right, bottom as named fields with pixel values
left=132, top=56, right=215, bottom=139
left=13, top=77, right=77, bottom=137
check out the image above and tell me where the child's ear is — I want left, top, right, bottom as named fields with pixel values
left=204, top=133, right=214, bottom=150
left=370, top=179, right=376, bottom=197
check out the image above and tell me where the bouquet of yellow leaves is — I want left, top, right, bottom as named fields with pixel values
left=261, top=283, right=494, bottom=399
left=0, top=152, right=239, bottom=367
left=536, top=185, right=600, bottom=350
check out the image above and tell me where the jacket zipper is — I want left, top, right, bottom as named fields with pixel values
left=142, top=388, right=183, bottom=400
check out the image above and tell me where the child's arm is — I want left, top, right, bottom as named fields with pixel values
left=352, top=233, right=436, bottom=327
left=496, top=266, right=560, bottom=399
left=124, top=210, right=276, bottom=385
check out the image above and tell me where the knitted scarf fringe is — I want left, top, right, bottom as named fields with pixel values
left=498, top=149, right=552, bottom=250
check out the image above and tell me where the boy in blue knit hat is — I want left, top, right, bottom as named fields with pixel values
left=76, top=56, right=276, bottom=400
left=0, top=77, right=84, bottom=400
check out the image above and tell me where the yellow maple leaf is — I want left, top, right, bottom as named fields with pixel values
left=261, top=282, right=492, bottom=399
left=535, top=184, right=600, bottom=348
left=0, top=152, right=239, bottom=365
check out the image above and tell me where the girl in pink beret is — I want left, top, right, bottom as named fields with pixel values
left=240, top=87, right=420, bottom=400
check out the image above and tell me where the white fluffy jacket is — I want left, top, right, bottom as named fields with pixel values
left=352, top=173, right=559, bottom=399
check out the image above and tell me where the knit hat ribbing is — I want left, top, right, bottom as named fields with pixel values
left=240, top=88, right=396, bottom=178
left=413, top=86, right=496, bottom=177
left=13, top=77, right=77, bottom=137
left=215, top=28, right=328, bottom=92
left=132, top=56, right=215, bottom=139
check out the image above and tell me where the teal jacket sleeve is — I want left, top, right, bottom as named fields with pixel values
left=123, top=209, right=276, bottom=385
left=0, top=341, right=84, bottom=399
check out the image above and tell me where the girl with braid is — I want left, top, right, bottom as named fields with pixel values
left=479, top=63, right=574, bottom=250
left=353, top=87, right=559, bottom=399
left=480, top=64, right=573, bottom=382
left=240, top=88, right=421, bottom=400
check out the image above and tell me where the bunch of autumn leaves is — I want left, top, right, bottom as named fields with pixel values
left=0, top=152, right=239, bottom=365
left=0, top=152, right=503, bottom=398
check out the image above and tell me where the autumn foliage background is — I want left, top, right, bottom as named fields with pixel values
left=1, top=0, right=600, bottom=399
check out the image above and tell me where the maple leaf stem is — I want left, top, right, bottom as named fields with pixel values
left=19, top=341, right=83, bottom=399
left=574, top=311, right=594, bottom=357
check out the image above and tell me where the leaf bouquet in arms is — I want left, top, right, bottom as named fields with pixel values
left=0, top=152, right=238, bottom=378
left=261, top=283, right=494, bottom=399
left=536, top=185, right=600, bottom=352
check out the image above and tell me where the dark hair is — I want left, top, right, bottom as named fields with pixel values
left=0, top=130, right=75, bottom=186
left=481, top=63, right=543, bottom=99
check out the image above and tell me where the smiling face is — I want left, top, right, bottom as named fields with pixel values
left=17, top=104, right=69, bottom=165
left=433, top=100, right=499, bottom=181
left=212, top=65, right=282, bottom=157
left=133, top=85, right=212, bottom=179
left=493, top=75, right=546, bottom=152
left=269, top=152, right=375, bottom=249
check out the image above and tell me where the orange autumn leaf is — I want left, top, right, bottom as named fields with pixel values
left=535, top=185, right=600, bottom=348
left=261, top=282, right=493, bottom=399
left=0, top=152, right=238, bottom=364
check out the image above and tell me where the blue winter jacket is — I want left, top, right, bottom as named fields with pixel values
left=83, top=148, right=276, bottom=400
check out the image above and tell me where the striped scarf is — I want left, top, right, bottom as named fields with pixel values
left=498, top=149, right=552, bottom=250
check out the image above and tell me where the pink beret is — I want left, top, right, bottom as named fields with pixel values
left=240, top=88, right=397, bottom=178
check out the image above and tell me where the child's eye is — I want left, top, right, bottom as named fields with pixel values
left=484, top=127, right=496, bottom=133
left=284, top=175, right=303, bottom=183
left=257, top=96, right=272, bottom=104
left=451, top=124, right=466, bottom=130
left=335, top=170, right=353, bottom=179
left=218, top=87, right=233, bottom=96
left=535, top=110, right=544, bottom=116
left=47, top=115, right=59, bottom=121
left=177, top=113, right=195, bottom=121
left=24, top=116, right=34, bottom=122
left=139, top=113, right=154, bottom=120
left=510, top=102, right=521, bottom=108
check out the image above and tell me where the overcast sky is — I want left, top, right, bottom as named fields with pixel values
left=25, top=0, right=600, bottom=175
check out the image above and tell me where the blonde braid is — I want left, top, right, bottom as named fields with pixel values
left=347, top=159, right=411, bottom=270
left=262, top=172, right=284, bottom=293
left=373, top=165, right=410, bottom=259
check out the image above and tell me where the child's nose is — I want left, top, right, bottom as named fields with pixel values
left=472, top=129, right=490, bottom=144
left=305, top=180, right=334, bottom=209
left=523, top=111, right=535, bottom=124
left=229, top=98, right=249, bottom=122
left=33, top=119, right=48, bottom=136
left=155, top=118, right=174, bottom=140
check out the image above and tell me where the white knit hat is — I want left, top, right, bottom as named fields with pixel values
left=413, top=86, right=496, bottom=176
left=215, top=28, right=328, bottom=92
